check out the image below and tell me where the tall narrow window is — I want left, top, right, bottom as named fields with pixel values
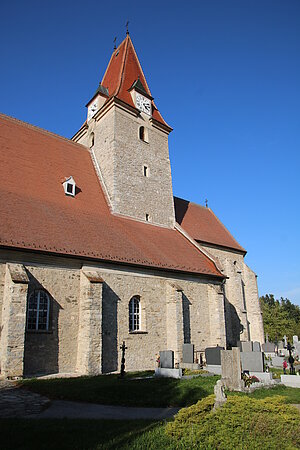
left=139, top=126, right=145, bottom=141
left=27, top=290, right=50, bottom=331
left=143, top=165, right=149, bottom=177
left=129, top=296, right=140, bottom=331
left=89, top=132, right=95, bottom=148
left=241, top=280, right=247, bottom=310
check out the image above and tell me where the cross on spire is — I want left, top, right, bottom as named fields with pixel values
left=205, top=199, right=208, bottom=208
left=126, top=20, right=129, bottom=35
left=113, top=36, right=117, bottom=50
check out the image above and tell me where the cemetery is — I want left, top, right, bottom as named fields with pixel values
left=1, top=334, right=299, bottom=449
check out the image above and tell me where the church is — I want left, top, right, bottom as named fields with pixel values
left=0, top=34, right=264, bottom=378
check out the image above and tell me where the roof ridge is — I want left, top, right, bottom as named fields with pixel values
left=208, top=208, right=246, bottom=254
left=174, top=195, right=207, bottom=210
left=127, top=35, right=152, bottom=97
left=115, top=34, right=130, bottom=98
left=0, top=112, right=88, bottom=151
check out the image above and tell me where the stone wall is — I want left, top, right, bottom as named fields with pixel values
left=75, top=102, right=175, bottom=228
left=200, top=244, right=264, bottom=346
left=0, top=250, right=226, bottom=376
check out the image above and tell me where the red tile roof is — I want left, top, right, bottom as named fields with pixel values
left=174, top=196, right=246, bottom=254
left=101, top=35, right=170, bottom=128
left=0, top=114, right=222, bottom=278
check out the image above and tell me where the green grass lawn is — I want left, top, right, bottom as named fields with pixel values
left=2, top=374, right=300, bottom=449
left=20, top=372, right=220, bottom=408
left=229, top=384, right=300, bottom=404
left=1, top=394, right=299, bottom=449
left=0, top=418, right=170, bottom=450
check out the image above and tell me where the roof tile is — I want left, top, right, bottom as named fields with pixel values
left=0, top=114, right=222, bottom=278
left=174, top=196, right=246, bottom=253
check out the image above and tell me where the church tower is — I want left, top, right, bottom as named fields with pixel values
left=73, top=35, right=175, bottom=228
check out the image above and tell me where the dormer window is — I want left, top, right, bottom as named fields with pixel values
left=62, top=176, right=76, bottom=197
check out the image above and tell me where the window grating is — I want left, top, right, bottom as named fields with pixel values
left=129, top=296, right=140, bottom=331
left=27, top=290, right=50, bottom=331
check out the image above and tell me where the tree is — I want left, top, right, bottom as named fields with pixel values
left=260, top=295, right=300, bottom=341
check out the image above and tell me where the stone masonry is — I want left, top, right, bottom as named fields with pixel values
left=74, top=102, right=176, bottom=228
left=0, top=264, right=29, bottom=378
left=0, top=251, right=227, bottom=377
left=201, top=245, right=264, bottom=346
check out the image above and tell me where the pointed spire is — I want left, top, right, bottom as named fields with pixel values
left=100, top=35, right=171, bottom=129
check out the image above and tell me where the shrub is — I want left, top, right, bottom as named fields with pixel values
left=166, top=395, right=300, bottom=449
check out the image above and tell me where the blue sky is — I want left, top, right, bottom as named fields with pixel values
left=1, top=0, right=299, bottom=304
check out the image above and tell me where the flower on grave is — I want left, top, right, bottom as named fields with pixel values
left=156, top=354, right=160, bottom=367
left=242, top=373, right=260, bottom=387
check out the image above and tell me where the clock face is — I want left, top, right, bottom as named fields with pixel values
left=87, top=100, right=98, bottom=121
left=136, top=94, right=151, bottom=116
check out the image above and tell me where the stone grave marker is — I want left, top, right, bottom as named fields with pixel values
left=182, top=344, right=194, bottom=364
left=262, top=342, right=276, bottom=353
left=278, top=341, right=284, bottom=350
left=240, top=341, right=253, bottom=352
left=205, top=346, right=224, bottom=365
left=160, top=350, right=174, bottom=369
left=221, top=347, right=244, bottom=391
left=293, top=335, right=299, bottom=345
left=240, top=351, right=264, bottom=372
left=253, top=341, right=261, bottom=352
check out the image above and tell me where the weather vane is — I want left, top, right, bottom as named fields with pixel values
left=113, top=36, right=117, bottom=50
left=126, top=20, right=129, bottom=35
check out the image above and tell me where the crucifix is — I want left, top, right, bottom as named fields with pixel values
left=113, top=37, right=117, bottom=50
left=120, top=340, right=127, bottom=378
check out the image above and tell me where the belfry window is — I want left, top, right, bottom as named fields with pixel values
left=139, top=126, right=145, bottom=140
left=139, top=126, right=148, bottom=142
left=129, top=296, right=140, bottom=332
left=27, top=290, right=50, bottom=331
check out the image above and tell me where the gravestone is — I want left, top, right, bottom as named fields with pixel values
left=205, top=346, right=224, bottom=365
left=253, top=341, right=261, bottom=352
left=221, top=347, right=244, bottom=391
left=240, top=341, right=253, bottom=352
left=262, top=342, right=275, bottom=353
left=240, top=351, right=264, bottom=372
left=293, top=335, right=299, bottom=345
left=182, top=344, right=194, bottom=364
left=213, top=380, right=227, bottom=410
left=160, top=350, right=174, bottom=369
left=271, top=355, right=285, bottom=368
left=283, top=335, right=288, bottom=347
left=278, top=341, right=284, bottom=350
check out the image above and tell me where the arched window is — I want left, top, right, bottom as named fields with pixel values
left=139, top=126, right=148, bottom=142
left=139, top=126, right=145, bottom=141
left=129, top=296, right=140, bottom=332
left=27, top=290, right=50, bottom=331
left=89, top=132, right=95, bottom=148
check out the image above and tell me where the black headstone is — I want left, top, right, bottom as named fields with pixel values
left=205, top=346, right=224, bottom=365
